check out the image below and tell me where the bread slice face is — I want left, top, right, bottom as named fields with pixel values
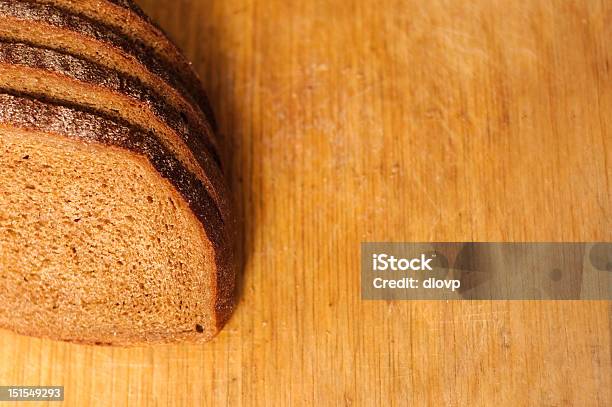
left=0, top=0, right=217, bottom=145
left=0, top=94, right=234, bottom=345
left=0, top=41, right=228, bottom=221
left=33, top=0, right=218, bottom=130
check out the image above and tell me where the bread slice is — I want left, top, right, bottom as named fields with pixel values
left=0, top=1, right=217, bottom=147
left=34, top=0, right=217, bottom=130
left=0, top=41, right=228, bottom=219
left=0, top=93, right=234, bottom=345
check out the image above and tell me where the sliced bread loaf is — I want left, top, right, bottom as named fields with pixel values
left=0, top=41, right=228, bottom=219
left=34, top=0, right=218, bottom=130
left=0, top=1, right=217, bottom=145
left=0, top=93, right=234, bottom=345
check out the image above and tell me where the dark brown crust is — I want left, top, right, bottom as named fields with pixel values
left=0, top=41, right=220, bottom=165
left=37, top=0, right=218, bottom=132
left=0, top=41, right=229, bottom=221
left=104, top=0, right=152, bottom=22
left=86, top=0, right=166, bottom=44
left=0, top=1, right=217, bottom=136
left=0, top=92, right=234, bottom=330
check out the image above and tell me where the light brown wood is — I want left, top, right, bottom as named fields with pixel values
left=1, top=0, right=610, bottom=405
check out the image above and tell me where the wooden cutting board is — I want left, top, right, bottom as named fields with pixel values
left=1, top=0, right=610, bottom=405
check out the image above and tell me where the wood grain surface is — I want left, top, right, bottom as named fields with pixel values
left=1, top=0, right=610, bottom=405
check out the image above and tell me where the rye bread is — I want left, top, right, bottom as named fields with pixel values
left=34, top=0, right=218, bottom=131
left=0, top=41, right=228, bottom=219
left=0, top=0, right=218, bottom=146
left=0, top=93, right=234, bottom=345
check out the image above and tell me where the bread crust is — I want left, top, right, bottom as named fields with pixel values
left=0, top=41, right=229, bottom=221
left=104, top=0, right=151, bottom=21
left=0, top=93, right=235, bottom=335
left=0, top=1, right=217, bottom=143
left=35, top=0, right=218, bottom=131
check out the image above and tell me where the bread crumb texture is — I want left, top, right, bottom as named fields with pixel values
left=0, top=129, right=219, bottom=344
